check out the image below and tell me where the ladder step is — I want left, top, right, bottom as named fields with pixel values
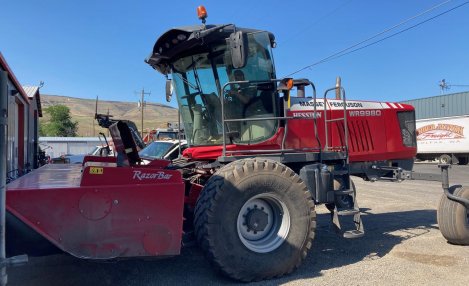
left=337, top=208, right=360, bottom=216
left=335, top=189, right=354, bottom=195
left=343, top=230, right=365, bottom=239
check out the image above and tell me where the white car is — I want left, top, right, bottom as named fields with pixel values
left=139, top=140, right=187, bottom=161
left=89, top=145, right=114, bottom=156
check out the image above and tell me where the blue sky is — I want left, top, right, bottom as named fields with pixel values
left=1, top=0, right=468, bottom=108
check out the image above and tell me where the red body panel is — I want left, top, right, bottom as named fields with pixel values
left=7, top=163, right=184, bottom=259
left=286, top=98, right=416, bottom=162
left=183, top=98, right=417, bottom=162
left=183, top=127, right=284, bottom=159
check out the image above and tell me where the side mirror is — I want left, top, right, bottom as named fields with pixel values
left=277, top=78, right=294, bottom=103
left=165, top=79, right=173, bottom=102
left=229, top=31, right=248, bottom=69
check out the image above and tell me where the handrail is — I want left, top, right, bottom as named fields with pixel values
left=322, top=87, right=349, bottom=162
left=219, top=78, right=319, bottom=157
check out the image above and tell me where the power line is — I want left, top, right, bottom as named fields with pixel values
left=278, top=0, right=354, bottom=45
left=286, top=0, right=467, bottom=77
left=315, top=0, right=452, bottom=63
left=286, top=0, right=454, bottom=76
left=322, top=1, right=469, bottom=63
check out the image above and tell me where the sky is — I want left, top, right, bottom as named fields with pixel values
left=1, top=0, right=468, bottom=108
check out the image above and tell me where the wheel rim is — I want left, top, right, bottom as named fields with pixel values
left=440, top=155, right=450, bottom=164
left=236, top=194, right=290, bottom=253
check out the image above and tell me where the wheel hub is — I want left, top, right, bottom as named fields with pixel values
left=237, top=194, right=291, bottom=253
left=245, top=207, right=269, bottom=232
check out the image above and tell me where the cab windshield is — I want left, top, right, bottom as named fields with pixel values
left=139, top=141, right=174, bottom=159
left=171, top=31, right=278, bottom=146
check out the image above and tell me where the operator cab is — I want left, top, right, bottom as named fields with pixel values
left=146, top=24, right=280, bottom=147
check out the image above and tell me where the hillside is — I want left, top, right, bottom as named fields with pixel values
left=40, top=94, right=179, bottom=137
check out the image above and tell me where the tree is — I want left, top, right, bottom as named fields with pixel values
left=40, top=105, right=78, bottom=137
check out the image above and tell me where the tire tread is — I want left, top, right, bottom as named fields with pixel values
left=437, top=186, right=469, bottom=245
left=194, top=158, right=316, bottom=282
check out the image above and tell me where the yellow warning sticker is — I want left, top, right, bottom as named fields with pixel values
left=89, top=167, right=104, bottom=175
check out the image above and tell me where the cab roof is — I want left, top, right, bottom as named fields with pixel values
left=145, top=24, right=275, bottom=75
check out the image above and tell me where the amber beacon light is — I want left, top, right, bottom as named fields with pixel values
left=197, top=5, right=208, bottom=23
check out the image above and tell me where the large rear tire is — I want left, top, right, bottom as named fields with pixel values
left=437, top=186, right=469, bottom=245
left=194, top=158, right=316, bottom=282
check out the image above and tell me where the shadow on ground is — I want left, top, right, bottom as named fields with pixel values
left=8, top=209, right=438, bottom=286
left=280, top=208, right=438, bottom=284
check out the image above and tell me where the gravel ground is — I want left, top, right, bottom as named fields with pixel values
left=7, top=163, right=469, bottom=286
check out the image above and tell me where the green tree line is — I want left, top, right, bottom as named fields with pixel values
left=39, top=105, right=78, bottom=137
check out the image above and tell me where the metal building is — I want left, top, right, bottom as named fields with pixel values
left=23, top=86, right=42, bottom=168
left=401, top=91, right=469, bottom=120
left=39, top=137, right=103, bottom=158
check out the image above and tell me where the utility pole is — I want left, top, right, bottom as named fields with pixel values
left=439, top=79, right=449, bottom=95
left=136, top=88, right=151, bottom=137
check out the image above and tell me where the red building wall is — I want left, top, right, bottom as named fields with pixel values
left=1, top=52, right=41, bottom=175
